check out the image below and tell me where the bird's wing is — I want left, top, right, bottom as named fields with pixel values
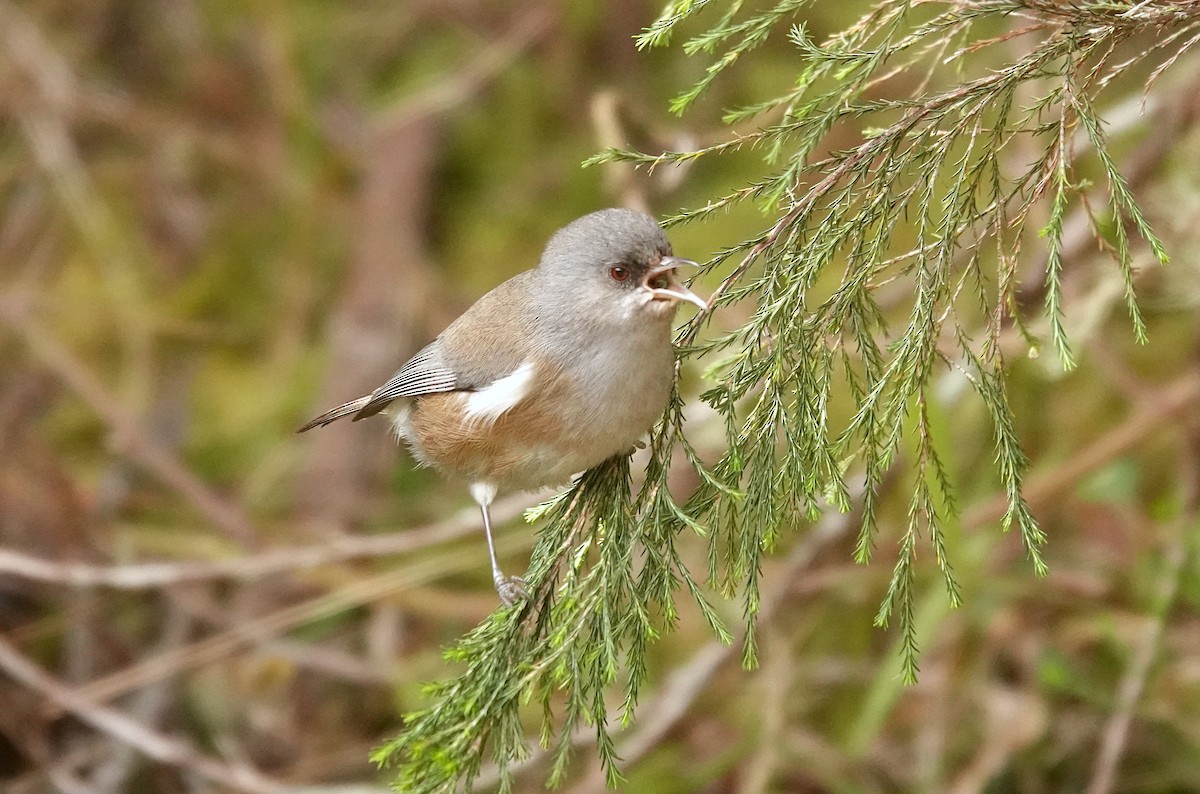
left=296, top=395, right=373, bottom=432
left=297, top=273, right=539, bottom=433
left=350, top=341, right=459, bottom=420
left=296, top=342, right=458, bottom=431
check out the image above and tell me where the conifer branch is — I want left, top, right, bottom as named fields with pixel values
left=376, top=1, right=1194, bottom=788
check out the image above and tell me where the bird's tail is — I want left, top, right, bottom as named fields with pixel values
left=296, top=396, right=372, bottom=433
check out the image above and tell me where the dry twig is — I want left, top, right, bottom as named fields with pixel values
left=0, top=633, right=287, bottom=794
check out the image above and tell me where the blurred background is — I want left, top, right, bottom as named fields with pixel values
left=2, top=0, right=1200, bottom=792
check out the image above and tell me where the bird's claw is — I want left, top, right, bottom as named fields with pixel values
left=495, top=575, right=527, bottom=606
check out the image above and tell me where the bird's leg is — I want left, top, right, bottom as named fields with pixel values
left=472, top=483, right=526, bottom=606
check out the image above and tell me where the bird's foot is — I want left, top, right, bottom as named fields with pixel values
left=495, top=575, right=528, bottom=606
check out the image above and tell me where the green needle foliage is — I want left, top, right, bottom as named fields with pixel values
left=376, top=0, right=1193, bottom=789
left=375, top=423, right=729, bottom=792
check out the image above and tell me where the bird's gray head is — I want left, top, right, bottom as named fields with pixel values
left=535, top=208, right=706, bottom=326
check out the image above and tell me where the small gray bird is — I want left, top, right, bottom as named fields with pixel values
left=298, top=208, right=706, bottom=605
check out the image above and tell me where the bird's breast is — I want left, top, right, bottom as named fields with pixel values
left=395, top=334, right=676, bottom=491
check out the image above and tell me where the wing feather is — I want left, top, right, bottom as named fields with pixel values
left=296, top=396, right=372, bottom=432
left=352, top=342, right=458, bottom=420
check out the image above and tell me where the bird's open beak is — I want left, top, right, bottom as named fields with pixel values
left=643, top=256, right=707, bottom=310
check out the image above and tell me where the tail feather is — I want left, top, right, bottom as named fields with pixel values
left=296, top=396, right=372, bottom=433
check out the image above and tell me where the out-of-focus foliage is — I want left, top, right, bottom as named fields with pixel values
left=1, top=1, right=1200, bottom=793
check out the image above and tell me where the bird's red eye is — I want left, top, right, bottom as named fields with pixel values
left=609, top=266, right=630, bottom=282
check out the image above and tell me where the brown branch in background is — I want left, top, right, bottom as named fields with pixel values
left=6, top=740, right=111, bottom=794
left=963, top=371, right=1200, bottom=529
left=83, top=601, right=194, bottom=794
left=376, top=9, right=552, bottom=131
left=945, top=687, right=1049, bottom=794
left=0, top=633, right=287, bottom=794
left=590, top=88, right=697, bottom=212
left=591, top=90, right=650, bottom=213
left=0, top=298, right=261, bottom=548
left=44, top=527, right=534, bottom=714
left=0, top=489, right=547, bottom=588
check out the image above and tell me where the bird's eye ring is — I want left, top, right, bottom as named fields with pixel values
left=609, top=266, right=630, bottom=282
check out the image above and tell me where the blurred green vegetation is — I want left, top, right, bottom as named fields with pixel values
left=0, top=0, right=1199, bottom=792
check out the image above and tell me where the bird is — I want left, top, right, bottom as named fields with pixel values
left=298, top=208, right=706, bottom=605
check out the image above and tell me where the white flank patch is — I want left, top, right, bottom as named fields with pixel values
left=464, top=361, right=535, bottom=424
left=389, top=403, right=414, bottom=441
